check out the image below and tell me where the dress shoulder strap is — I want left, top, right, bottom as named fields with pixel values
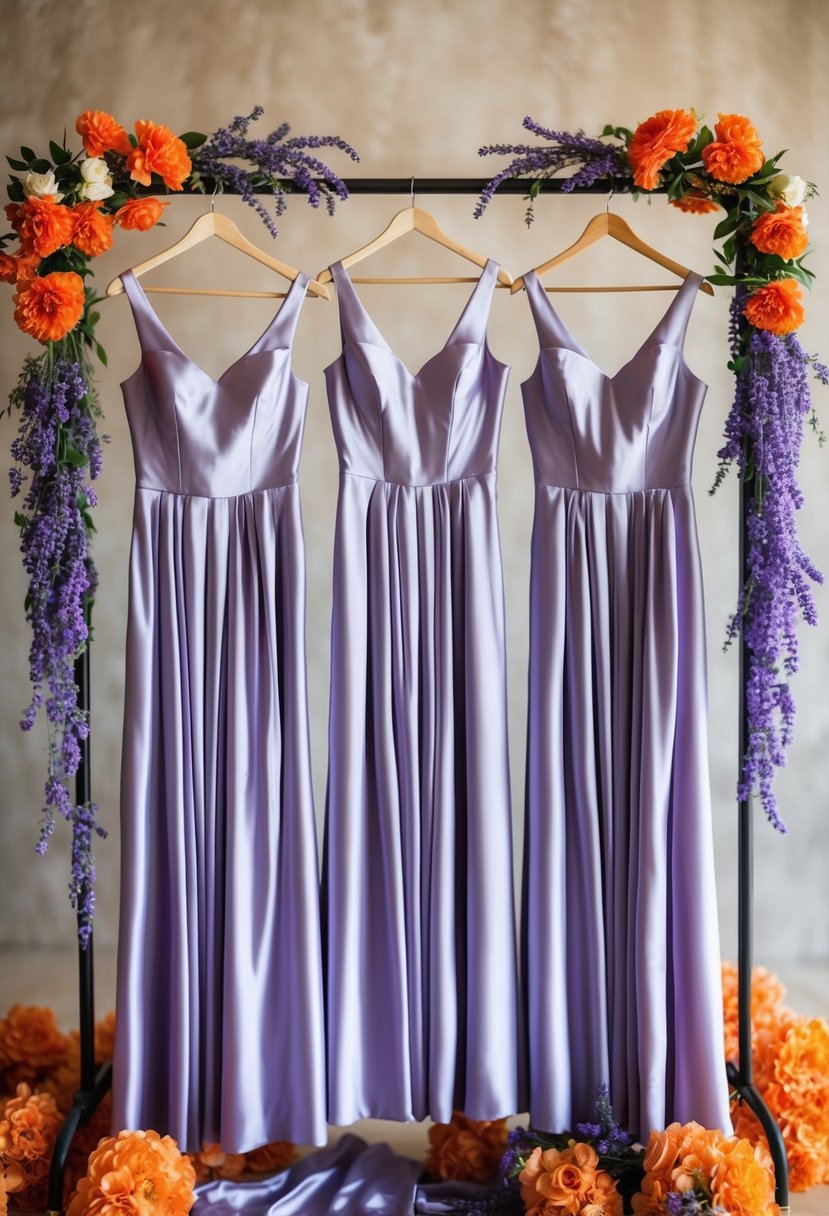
left=449, top=258, right=499, bottom=346
left=248, top=272, right=309, bottom=354
left=330, top=261, right=385, bottom=348
left=522, top=269, right=573, bottom=350
left=652, top=271, right=705, bottom=349
left=119, top=270, right=172, bottom=351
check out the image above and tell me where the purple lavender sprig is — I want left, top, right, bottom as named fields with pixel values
left=715, top=291, right=824, bottom=832
left=192, top=105, right=359, bottom=236
left=476, top=116, right=630, bottom=224
left=8, top=351, right=106, bottom=944
left=575, top=1081, right=635, bottom=1156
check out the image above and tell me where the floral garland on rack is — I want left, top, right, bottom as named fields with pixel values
left=1, top=106, right=358, bottom=943
left=476, top=109, right=826, bottom=833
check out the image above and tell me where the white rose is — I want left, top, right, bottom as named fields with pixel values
left=768, top=173, right=808, bottom=207
left=801, top=208, right=809, bottom=228
left=78, top=157, right=114, bottom=200
left=80, top=157, right=110, bottom=185
left=78, top=178, right=114, bottom=201
left=23, top=169, right=62, bottom=200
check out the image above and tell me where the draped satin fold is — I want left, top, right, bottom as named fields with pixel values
left=520, top=270, right=731, bottom=1138
left=193, top=1135, right=493, bottom=1216
left=113, top=270, right=326, bottom=1151
left=323, top=261, right=521, bottom=1126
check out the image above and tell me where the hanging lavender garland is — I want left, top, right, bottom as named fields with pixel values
left=7, top=349, right=105, bottom=943
left=191, top=105, right=359, bottom=235
left=715, top=291, right=827, bottom=832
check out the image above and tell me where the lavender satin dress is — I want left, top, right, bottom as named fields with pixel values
left=323, top=260, right=520, bottom=1126
left=520, top=270, right=730, bottom=1137
left=112, top=270, right=326, bottom=1152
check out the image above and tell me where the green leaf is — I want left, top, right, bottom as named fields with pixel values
left=178, top=131, right=207, bottom=149
left=7, top=179, right=24, bottom=202
left=13, top=510, right=29, bottom=529
left=783, top=263, right=816, bottom=289
left=19, top=146, right=36, bottom=163
left=87, top=311, right=100, bottom=327
left=740, top=187, right=775, bottom=212
left=95, top=342, right=108, bottom=367
left=63, top=443, right=88, bottom=468
left=30, top=158, right=51, bottom=175
left=713, top=212, right=740, bottom=240
left=529, top=179, right=543, bottom=200
left=6, top=156, right=27, bottom=171
left=49, top=140, right=71, bottom=164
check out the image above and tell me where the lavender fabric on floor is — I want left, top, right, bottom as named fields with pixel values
left=323, top=260, right=521, bottom=1125
left=112, top=269, right=326, bottom=1152
left=519, top=269, right=731, bottom=1138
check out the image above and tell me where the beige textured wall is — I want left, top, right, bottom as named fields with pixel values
left=0, top=0, right=827, bottom=980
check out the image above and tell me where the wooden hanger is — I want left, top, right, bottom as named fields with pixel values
left=511, top=211, right=713, bottom=296
left=105, top=209, right=329, bottom=299
left=315, top=205, right=513, bottom=287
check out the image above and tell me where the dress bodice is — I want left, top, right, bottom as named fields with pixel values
left=521, top=270, right=708, bottom=493
left=119, top=269, right=309, bottom=498
left=324, top=260, right=509, bottom=487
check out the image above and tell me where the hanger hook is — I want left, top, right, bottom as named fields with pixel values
left=606, top=187, right=614, bottom=215
left=410, top=176, right=416, bottom=209
left=209, top=179, right=222, bottom=213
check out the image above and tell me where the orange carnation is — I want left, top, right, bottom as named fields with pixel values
left=71, top=202, right=114, bottom=258
left=12, top=197, right=75, bottom=258
left=190, top=1143, right=246, bottom=1185
left=743, top=279, right=805, bottom=335
left=710, top=1135, right=778, bottom=1216
left=721, top=962, right=788, bottom=1063
left=0, top=1083, right=63, bottom=1190
left=519, top=1142, right=623, bottom=1215
left=14, top=272, right=85, bottom=342
left=427, top=1112, right=508, bottom=1183
left=126, top=121, right=191, bottom=191
left=75, top=110, right=132, bottom=158
left=1, top=1162, right=25, bottom=1216
left=66, top=1128, right=196, bottom=1216
left=628, top=108, right=697, bottom=191
left=0, top=1006, right=71, bottom=1089
left=114, top=197, right=169, bottom=231
left=702, top=113, right=764, bottom=184
left=750, top=203, right=809, bottom=260
left=0, top=249, right=41, bottom=285
left=670, top=191, right=721, bottom=215
left=245, top=1140, right=297, bottom=1174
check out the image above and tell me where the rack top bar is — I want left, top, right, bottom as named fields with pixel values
left=176, top=177, right=660, bottom=197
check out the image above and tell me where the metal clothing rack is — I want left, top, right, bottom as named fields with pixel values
left=47, top=176, right=788, bottom=1212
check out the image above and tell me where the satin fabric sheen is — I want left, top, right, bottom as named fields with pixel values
left=520, top=270, right=731, bottom=1137
left=323, top=261, right=521, bottom=1125
left=112, top=270, right=326, bottom=1152
left=193, top=1135, right=491, bottom=1216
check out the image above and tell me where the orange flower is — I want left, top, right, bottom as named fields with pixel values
left=750, top=203, right=809, bottom=260
left=702, top=113, right=764, bottom=184
left=721, top=963, right=788, bottom=1064
left=627, top=109, right=697, bottom=191
left=189, top=1143, right=246, bottom=1185
left=1, top=1162, right=25, bottom=1216
left=75, top=111, right=132, bottom=158
left=245, top=1141, right=296, bottom=1174
left=0, top=249, right=41, bottom=285
left=66, top=1128, right=196, bottom=1216
left=14, top=272, right=85, bottom=343
left=519, top=1142, right=622, bottom=1215
left=710, top=1135, right=777, bottom=1216
left=427, top=1112, right=507, bottom=1183
left=0, top=1006, right=71, bottom=1089
left=669, top=191, right=721, bottom=215
left=743, top=280, right=805, bottom=335
left=0, top=1083, right=63, bottom=1188
left=114, top=197, right=169, bottom=232
left=126, top=122, right=191, bottom=191
left=11, top=197, right=75, bottom=258
left=71, top=202, right=115, bottom=258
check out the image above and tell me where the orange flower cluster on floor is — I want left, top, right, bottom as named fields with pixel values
left=0, top=1083, right=64, bottom=1212
left=631, top=1120, right=778, bottom=1216
left=750, top=203, right=809, bottom=260
left=627, top=108, right=697, bottom=191
left=743, top=279, right=805, bottom=335
left=702, top=113, right=765, bottom=185
left=722, top=963, right=829, bottom=1191
left=0, top=1004, right=70, bottom=1091
left=427, top=1111, right=508, bottom=1183
left=519, top=1141, right=622, bottom=1216
left=66, top=1129, right=197, bottom=1216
